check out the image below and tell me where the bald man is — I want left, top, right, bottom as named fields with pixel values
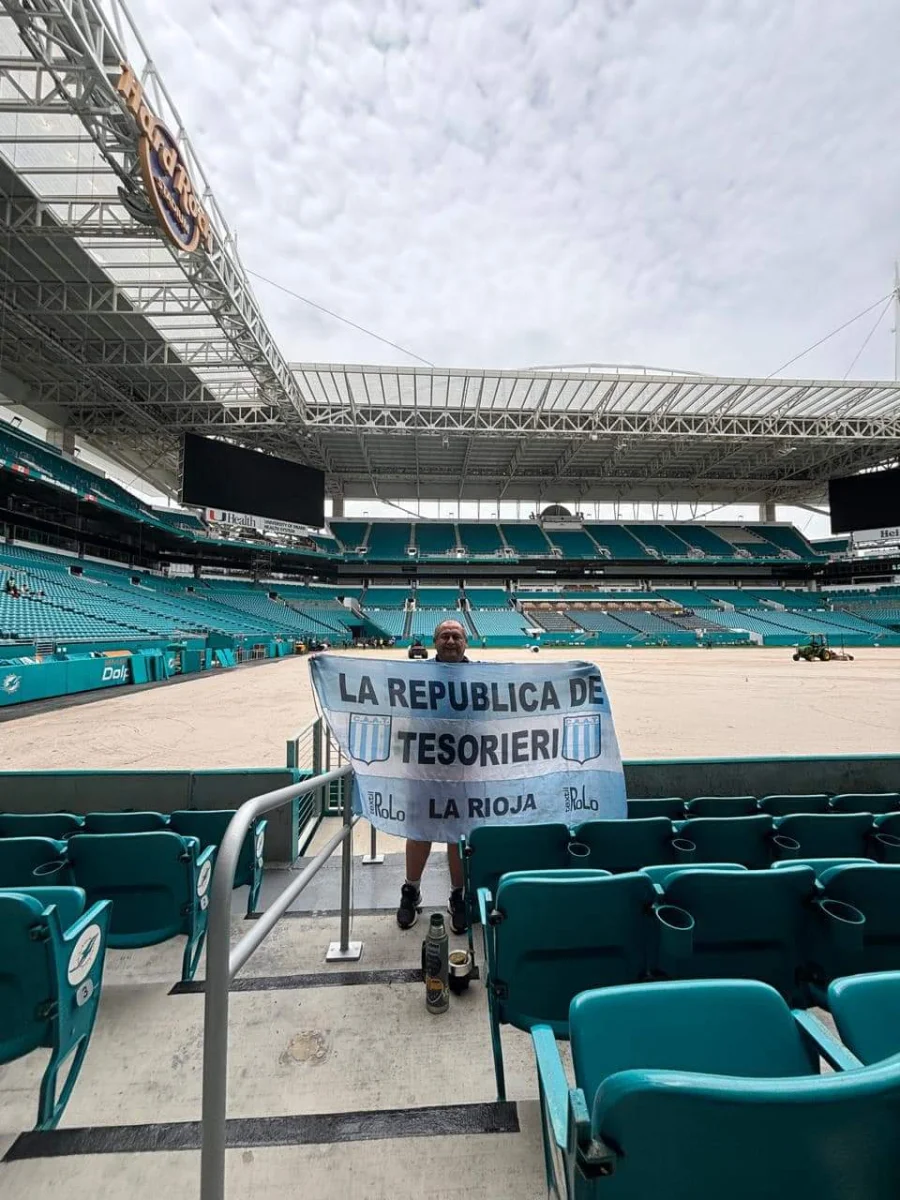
left=396, top=618, right=469, bottom=933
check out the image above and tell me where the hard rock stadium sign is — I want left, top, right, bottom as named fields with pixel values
left=115, top=63, right=213, bottom=255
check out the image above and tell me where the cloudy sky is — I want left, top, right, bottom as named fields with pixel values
left=127, top=0, right=900, bottom=380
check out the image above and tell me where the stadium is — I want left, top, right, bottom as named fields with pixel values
left=2, top=3, right=900, bottom=1200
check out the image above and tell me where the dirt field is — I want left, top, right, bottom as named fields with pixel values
left=2, top=646, right=899, bottom=771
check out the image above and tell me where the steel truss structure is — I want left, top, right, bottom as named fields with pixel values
left=0, top=0, right=898, bottom=505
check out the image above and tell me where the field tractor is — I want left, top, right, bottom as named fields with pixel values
left=793, top=635, right=854, bottom=662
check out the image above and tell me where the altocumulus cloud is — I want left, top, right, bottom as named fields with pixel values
left=128, top=0, right=900, bottom=378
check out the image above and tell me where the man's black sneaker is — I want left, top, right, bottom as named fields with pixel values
left=397, top=883, right=421, bottom=930
left=448, top=887, right=467, bottom=935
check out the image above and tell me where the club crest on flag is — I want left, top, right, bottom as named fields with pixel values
left=348, top=713, right=392, bottom=763
left=562, top=714, right=601, bottom=763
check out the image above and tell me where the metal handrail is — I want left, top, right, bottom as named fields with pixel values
left=200, top=762, right=355, bottom=1200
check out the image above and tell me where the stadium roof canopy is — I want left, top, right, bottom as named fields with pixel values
left=0, top=0, right=899, bottom=507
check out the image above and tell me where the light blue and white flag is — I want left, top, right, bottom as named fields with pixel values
left=309, top=656, right=626, bottom=841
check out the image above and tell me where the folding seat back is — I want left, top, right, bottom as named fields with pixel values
left=170, top=810, right=267, bottom=914
left=640, top=862, right=747, bottom=887
left=584, top=1055, right=900, bottom=1200
left=485, top=870, right=658, bottom=1100
left=818, top=864, right=900, bottom=979
left=570, top=980, right=818, bottom=1111
left=0, top=812, right=84, bottom=839
left=772, top=856, right=875, bottom=880
left=84, top=810, right=169, bottom=833
left=828, top=971, right=900, bottom=1065
left=573, top=818, right=691, bottom=873
left=626, top=797, right=685, bottom=820
left=777, top=813, right=880, bottom=861
left=758, top=794, right=830, bottom=816
left=830, top=793, right=900, bottom=815
left=685, top=795, right=757, bottom=818
left=0, top=887, right=111, bottom=1129
left=491, top=872, right=659, bottom=1034
left=461, top=822, right=572, bottom=944
left=661, top=865, right=817, bottom=1002
left=67, top=830, right=214, bottom=981
left=677, top=814, right=781, bottom=868
left=533, top=977, right=900, bottom=1200
left=0, top=837, right=71, bottom=888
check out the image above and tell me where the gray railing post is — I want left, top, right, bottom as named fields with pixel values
left=326, top=771, right=362, bottom=961
left=362, top=820, right=384, bottom=865
left=200, top=763, right=355, bottom=1200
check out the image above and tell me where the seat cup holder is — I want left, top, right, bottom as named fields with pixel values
left=654, top=903, right=694, bottom=960
left=32, top=859, right=68, bottom=880
left=567, top=841, right=591, bottom=865
left=671, top=837, right=696, bottom=862
left=818, top=898, right=866, bottom=952
left=873, top=832, right=900, bottom=864
left=772, top=833, right=800, bottom=859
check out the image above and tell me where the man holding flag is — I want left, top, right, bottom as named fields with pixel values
left=396, top=618, right=470, bottom=934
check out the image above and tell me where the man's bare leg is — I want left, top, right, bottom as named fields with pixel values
left=405, top=838, right=432, bottom=883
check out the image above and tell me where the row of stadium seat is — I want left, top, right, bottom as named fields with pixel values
left=0, top=811, right=265, bottom=1131
left=328, top=518, right=823, bottom=562
left=0, top=832, right=216, bottom=983
left=461, top=816, right=900, bottom=935
left=0, top=811, right=267, bottom=912
left=481, top=862, right=900, bottom=1100
left=532, top=971, right=900, bottom=1198
left=628, top=791, right=900, bottom=817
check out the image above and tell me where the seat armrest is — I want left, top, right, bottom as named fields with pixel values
left=792, top=1009, right=862, bottom=1072
left=61, top=898, right=112, bottom=947
left=476, top=886, right=493, bottom=927
left=477, top=887, right=497, bottom=976
left=531, top=1025, right=568, bottom=1149
left=567, top=1086, right=592, bottom=1154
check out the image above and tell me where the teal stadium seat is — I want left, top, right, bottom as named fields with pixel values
left=0, top=837, right=72, bottom=887
left=0, top=886, right=111, bottom=1129
left=67, top=830, right=215, bottom=982
left=677, top=814, right=790, bottom=867
left=170, top=810, right=267, bottom=915
left=626, top=797, right=685, bottom=819
left=659, top=865, right=819, bottom=1002
left=532, top=978, right=900, bottom=1200
left=480, top=870, right=661, bottom=1098
left=777, top=813, right=900, bottom=861
left=813, top=864, right=900, bottom=983
left=684, top=795, right=757, bottom=817
left=828, top=971, right=900, bottom=1064
left=460, top=823, right=572, bottom=953
left=84, top=810, right=170, bottom=833
left=830, top=792, right=900, bottom=814
left=758, top=794, right=830, bottom=815
left=572, top=818, right=695, bottom=873
left=0, top=812, right=84, bottom=839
